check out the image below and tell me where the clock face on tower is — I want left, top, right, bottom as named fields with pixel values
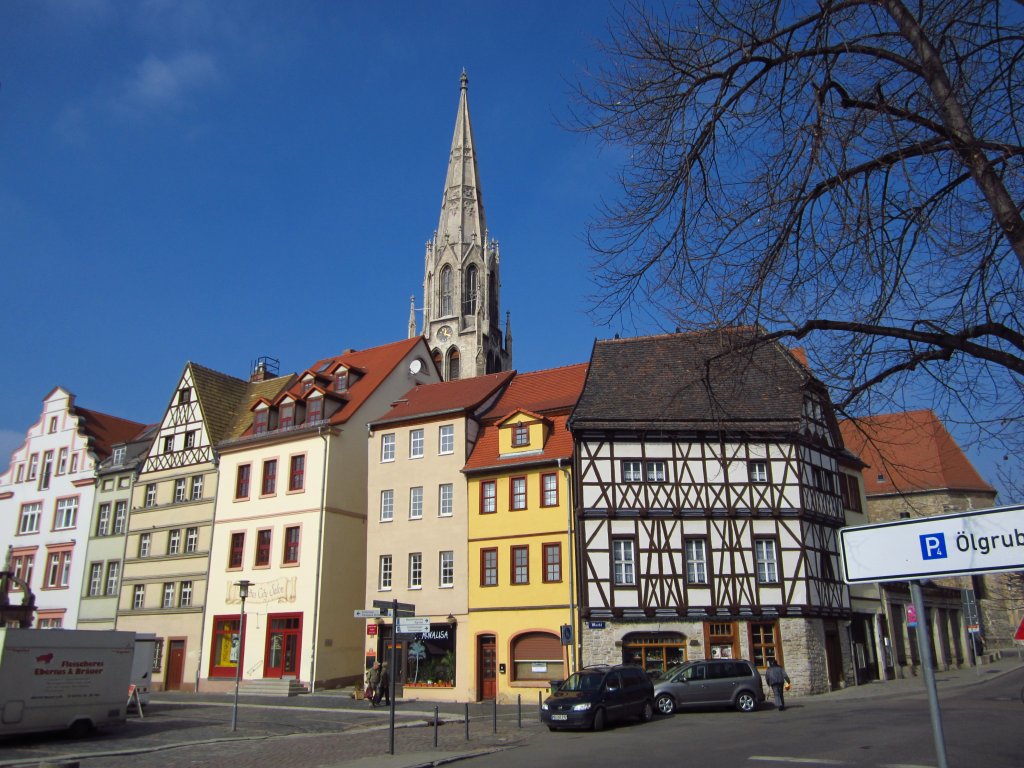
left=437, top=325, right=453, bottom=343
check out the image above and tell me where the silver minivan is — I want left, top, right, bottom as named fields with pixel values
left=653, top=659, right=765, bottom=714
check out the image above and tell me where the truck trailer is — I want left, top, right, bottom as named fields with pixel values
left=0, top=628, right=135, bottom=737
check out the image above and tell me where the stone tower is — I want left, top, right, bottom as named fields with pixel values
left=412, top=71, right=512, bottom=380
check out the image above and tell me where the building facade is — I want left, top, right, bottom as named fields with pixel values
left=463, top=363, right=587, bottom=703
left=365, top=371, right=513, bottom=701
left=414, top=71, right=512, bottom=381
left=204, top=338, right=439, bottom=692
left=569, top=331, right=854, bottom=695
left=0, top=387, right=143, bottom=629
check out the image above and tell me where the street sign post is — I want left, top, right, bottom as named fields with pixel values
left=354, top=608, right=390, bottom=619
left=373, top=599, right=416, bottom=617
left=840, top=504, right=1024, bottom=583
left=396, top=617, right=430, bottom=634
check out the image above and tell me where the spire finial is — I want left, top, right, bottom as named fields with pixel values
left=460, top=69, right=468, bottom=90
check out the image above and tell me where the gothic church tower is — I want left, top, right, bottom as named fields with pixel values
left=410, top=72, right=512, bottom=380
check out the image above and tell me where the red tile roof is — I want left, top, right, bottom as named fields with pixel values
left=838, top=410, right=995, bottom=496
left=75, top=407, right=147, bottom=461
left=463, top=364, right=588, bottom=473
left=372, top=370, right=515, bottom=426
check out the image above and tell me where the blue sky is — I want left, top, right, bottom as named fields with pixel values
left=0, top=0, right=627, bottom=461
left=0, top=1, right=1009, bottom=497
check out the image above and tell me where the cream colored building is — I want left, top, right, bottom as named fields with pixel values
left=365, top=372, right=512, bottom=701
left=202, top=338, right=439, bottom=692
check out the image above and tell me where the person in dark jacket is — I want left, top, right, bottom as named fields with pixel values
left=372, top=661, right=391, bottom=706
left=366, top=661, right=381, bottom=707
left=764, top=658, right=791, bottom=710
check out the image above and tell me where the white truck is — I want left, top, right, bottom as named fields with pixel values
left=0, top=628, right=135, bottom=737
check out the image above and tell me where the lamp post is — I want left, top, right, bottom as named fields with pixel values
left=230, top=579, right=251, bottom=732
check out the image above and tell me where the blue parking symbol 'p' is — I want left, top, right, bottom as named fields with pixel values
left=920, top=533, right=947, bottom=560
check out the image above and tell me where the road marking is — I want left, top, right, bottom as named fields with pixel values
left=880, top=764, right=936, bottom=768
left=750, top=758, right=850, bottom=765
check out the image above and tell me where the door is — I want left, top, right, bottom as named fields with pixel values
left=264, top=613, right=302, bottom=678
left=478, top=635, right=496, bottom=700
left=824, top=622, right=844, bottom=690
left=166, top=639, right=186, bottom=691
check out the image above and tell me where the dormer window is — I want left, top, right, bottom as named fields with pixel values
left=336, top=368, right=348, bottom=393
left=254, top=410, right=269, bottom=435
left=279, top=403, right=295, bottom=430
left=112, top=447, right=126, bottom=466
left=307, top=397, right=323, bottom=424
left=301, top=379, right=313, bottom=393
left=512, top=423, right=529, bottom=447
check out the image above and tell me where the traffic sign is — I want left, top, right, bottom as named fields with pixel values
left=840, top=504, right=1024, bottom=583
left=396, top=617, right=430, bottom=634
left=354, top=608, right=390, bottom=619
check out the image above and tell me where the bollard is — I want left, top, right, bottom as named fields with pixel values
left=433, top=705, right=439, bottom=748
left=518, top=694, right=522, bottom=728
left=493, top=696, right=497, bottom=734
left=465, top=702, right=470, bottom=741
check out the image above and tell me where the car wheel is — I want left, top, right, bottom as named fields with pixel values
left=639, top=700, right=655, bottom=723
left=735, top=691, right=758, bottom=712
left=655, top=693, right=676, bottom=715
left=592, top=707, right=606, bottom=731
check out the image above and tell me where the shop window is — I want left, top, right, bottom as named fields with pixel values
left=749, top=621, right=782, bottom=668
left=620, top=632, right=686, bottom=676
left=401, top=622, right=456, bottom=687
left=511, top=631, right=563, bottom=681
left=209, top=615, right=243, bottom=677
left=706, top=622, right=738, bottom=659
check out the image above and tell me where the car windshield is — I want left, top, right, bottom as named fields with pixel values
left=559, top=671, right=605, bottom=692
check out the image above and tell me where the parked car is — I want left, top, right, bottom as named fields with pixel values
left=653, top=658, right=765, bottom=714
left=541, top=664, right=655, bottom=731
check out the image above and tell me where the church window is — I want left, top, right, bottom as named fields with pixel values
left=447, top=347, right=460, bottom=380
left=440, top=266, right=454, bottom=316
left=463, top=265, right=478, bottom=315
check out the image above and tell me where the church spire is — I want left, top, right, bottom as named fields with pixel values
left=437, top=69, right=486, bottom=252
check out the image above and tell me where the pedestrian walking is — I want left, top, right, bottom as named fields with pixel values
left=372, top=661, right=391, bottom=706
left=765, top=658, right=791, bottom=711
left=366, top=661, right=381, bottom=707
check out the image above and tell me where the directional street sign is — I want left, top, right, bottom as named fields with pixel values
left=396, top=617, right=430, bottom=634
left=373, top=599, right=416, bottom=617
left=354, top=608, right=390, bottom=619
left=841, top=503, right=1024, bottom=584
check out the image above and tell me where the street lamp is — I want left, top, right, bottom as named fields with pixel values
left=230, top=579, right=251, bottom=731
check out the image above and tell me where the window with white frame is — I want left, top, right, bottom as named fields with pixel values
left=96, top=503, right=111, bottom=536
left=27, top=454, right=38, bottom=480
left=18, top=503, right=41, bottom=534
left=179, top=580, right=193, bottom=607
left=145, top=483, right=157, bottom=507
left=46, top=550, right=72, bottom=588
left=410, top=428, right=424, bottom=458
left=185, top=526, right=199, bottom=553
left=755, top=539, right=779, bottom=583
left=748, top=460, right=768, bottom=483
left=139, top=532, right=151, bottom=557
left=380, top=489, right=394, bottom=522
left=685, top=538, right=708, bottom=584
left=88, top=563, right=103, bottom=596
left=174, top=478, right=186, bottom=503
left=133, top=584, right=145, bottom=609
left=439, top=551, right=454, bottom=587
left=612, top=539, right=635, bottom=586
left=39, top=450, right=53, bottom=490
left=646, top=461, right=667, bottom=482
left=112, top=446, right=126, bottom=465
left=481, top=480, right=496, bottom=514
left=409, top=486, right=423, bottom=519
left=622, top=461, right=642, bottom=482
left=113, top=501, right=127, bottom=534
left=54, top=497, right=77, bottom=530
left=512, top=422, right=529, bottom=447
left=409, top=552, right=422, bottom=588
left=379, top=555, right=393, bottom=590
left=162, top=582, right=175, bottom=608
left=439, top=483, right=453, bottom=517
left=184, top=430, right=197, bottom=449
left=381, top=433, right=396, bottom=462
left=190, top=475, right=203, bottom=500
left=57, top=447, right=68, bottom=474
left=105, top=561, right=120, bottom=595
left=439, top=424, right=454, bottom=454
left=70, top=453, right=79, bottom=473
left=168, top=529, right=182, bottom=555
left=510, top=477, right=527, bottom=510
left=541, top=473, right=558, bottom=506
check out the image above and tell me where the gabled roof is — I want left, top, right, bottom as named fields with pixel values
left=372, top=370, right=514, bottom=427
left=75, top=407, right=147, bottom=461
left=225, top=375, right=296, bottom=440
left=483, top=363, right=588, bottom=418
left=838, top=410, right=996, bottom=496
left=569, top=329, right=811, bottom=432
left=188, top=363, right=252, bottom=445
left=464, top=364, right=588, bottom=473
left=98, top=423, right=159, bottom=473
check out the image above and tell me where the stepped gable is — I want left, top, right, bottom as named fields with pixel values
left=570, top=328, right=811, bottom=433
left=73, top=406, right=146, bottom=461
left=839, top=410, right=995, bottom=496
left=373, top=370, right=515, bottom=427
left=189, top=363, right=250, bottom=445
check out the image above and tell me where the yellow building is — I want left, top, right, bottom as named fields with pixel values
left=464, top=364, right=587, bottom=702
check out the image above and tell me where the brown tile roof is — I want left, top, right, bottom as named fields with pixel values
left=464, top=364, right=588, bottom=473
left=189, top=363, right=251, bottom=445
left=224, top=375, right=296, bottom=440
left=482, top=363, right=588, bottom=418
left=838, top=410, right=996, bottom=496
left=74, top=407, right=147, bottom=461
left=570, top=329, right=811, bottom=432
left=372, top=370, right=515, bottom=427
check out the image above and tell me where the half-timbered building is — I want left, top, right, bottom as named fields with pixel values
left=569, top=330, right=854, bottom=694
